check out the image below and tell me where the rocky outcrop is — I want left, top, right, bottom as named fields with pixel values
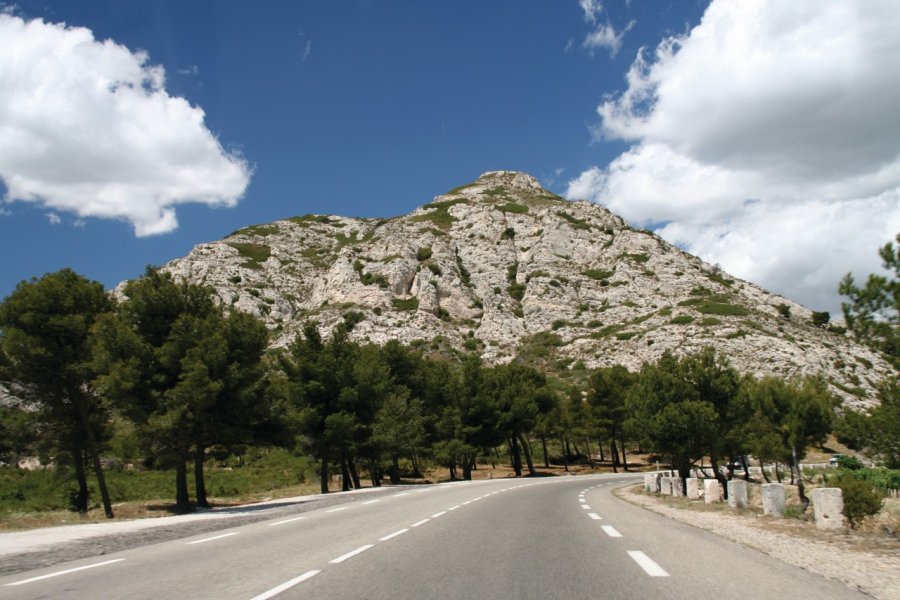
left=142, top=170, right=891, bottom=409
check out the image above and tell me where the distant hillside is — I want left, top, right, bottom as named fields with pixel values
left=143, top=170, right=891, bottom=409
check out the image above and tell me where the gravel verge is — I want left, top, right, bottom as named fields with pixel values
left=0, top=485, right=391, bottom=576
left=616, top=484, right=900, bottom=600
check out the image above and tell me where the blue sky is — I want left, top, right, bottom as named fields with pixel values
left=1, top=1, right=898, bottom=314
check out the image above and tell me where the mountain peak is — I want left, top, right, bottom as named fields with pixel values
left=150, top=174, right=891, bottom=411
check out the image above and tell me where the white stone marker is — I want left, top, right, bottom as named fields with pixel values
left=659, top=477, right=673, bottom=495
left=686, top=478, right=701, bottom=500
left=703, top=479, right=723, bottom=504
left=670, top=476, right=683, bottom=497
left=811, top=488, right=845, bottom=530
left=727, top=479, right=748, bottom=509
left=761, top=483, right=785, bottom=517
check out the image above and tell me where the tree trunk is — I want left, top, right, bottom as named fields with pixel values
left=411, top=451, right=422, bottom=478
left=348, top=458, right=362, bottom=489
left=389, top=455, right=401, bottom=484
left=369, top=460, right=381, bottom=487
left=741, top=456, right=751, bottom=480
left=194, top=443, right=208, bottom=508
left=519, top=434, right=536, bottom=476
left=320, top=451, right=330, bottom=494
left=509, top=437, right=523, bottom=477
left=760, top=457, right=771, bottom=483
left=710, top=455, right=729, bottom=500
left=540, top=436, right=550, bottom=468
left=584, top=438, right=595, bottom=468
left=340, top=456, right=351, bottom=491
left=564, top=436, right=571, bottom=458
left=71, top=443, right=89, bottom=513
left=792, top=445, right=809, bottom=511
left=620, top=440, right=628, bottom=471
left=559, top=437, right=569, bottom=472
left=462, top=454, right=473, bottom=480
left=597, top=439, right=605, bottom=462
left=175, top=457, right=190, bottom=513
left=610, top=439, right=620, bottom=473
left=774, top=461, right=782, bottom=483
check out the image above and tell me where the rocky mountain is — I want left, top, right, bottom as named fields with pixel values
left=150, top=171, right=891, bottom=409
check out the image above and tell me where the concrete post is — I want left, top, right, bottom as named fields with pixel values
left=686, top=478, right=701, bottom=500
left=727, top=480, right=748, bottom=509
left=761, top=483, right=785, bottom=517
left=703, top=479, right=722, bottom=504
left=671, top=476, right=684, bottom=497
left=811, top=488, right=845, bottom=529
left=659, top=477, right=673, bottom=495
left=643, top=474, right=654, bottom=492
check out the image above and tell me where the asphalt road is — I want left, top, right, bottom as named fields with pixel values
left=0, top=474, right=866, bottom=599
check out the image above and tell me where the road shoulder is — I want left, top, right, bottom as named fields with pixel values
left=614, top=483, right=899, bottom=600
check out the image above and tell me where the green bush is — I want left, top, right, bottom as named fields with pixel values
left=833, top=473, right=884, bottom=529
left=416, top=247, right=433, bottom=261
left=497, top=202, right=528, bottom=214
left=392, top=298, right=419, bottom=311
left=836, top=455, right=865, bottom=470
left=584, top=269, right=615, bottom=281
left=670, top=315, right=694, bottom=325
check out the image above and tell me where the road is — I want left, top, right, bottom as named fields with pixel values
left=0, top=474, right=865, bottom=599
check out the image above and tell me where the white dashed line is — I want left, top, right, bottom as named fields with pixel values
left=462, top=501, right=472, bottom=505
left=330, top=544, right=374, bottom=564
left=5, top=559, right=125, bottom=587
left=601, top=525, right=623, bottom=538
left=448, top=505, right=460, bottom=511
left=326, top=506, right=350, bottom=513
left=393, top=492, right=409, bottom=497
left=627, top=551, right=669, bottom=577
left=579, top=498, right=586, bottom=503
left=268, top=516, right=307, bottom=526
left=431, top=511, right=447, bottom=518
left=411, top=518, right=430, bottom=527
left=379, top=528, right=409, bottom=541
left=186, top=532, right=239, bottom=545
left=588, top=513, right=602, bottom=520
left=362, top=499, right=380, bottom=505
left=250, top=570, right=321, bottom=600
left=581, top=505, right=591, bottom=510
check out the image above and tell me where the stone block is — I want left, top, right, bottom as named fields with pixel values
left=659, top=477, right=673, bottom=495
left=643, top=474, right=656, bottom=492
left=727, top=479, right=748, bottom=509
left=670, top=476, right=684, bottom=497
left=703, top=479, right=722, bottom=504
left=812, top=488, right=845, bottom=530
left=762, top=483, right=785, bottom=517
left=686, top=478, right=701, bottom=500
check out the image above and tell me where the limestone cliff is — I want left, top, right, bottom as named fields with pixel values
left=147, top=171, right=891, bottom=409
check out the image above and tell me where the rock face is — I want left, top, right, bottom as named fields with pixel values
left=145, top=170, right=889, bottom=409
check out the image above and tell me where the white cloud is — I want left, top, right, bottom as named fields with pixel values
left=568, top=0, right=900, bottom=313
left=176, top=64, right=199, bottom=76
left=46, top=212, right=60, bottom=225
left=583, top=20, right=634, bottom=57
left=579, top=0, right=603, bottom=24
left=302, top=40, right=312, bottom=62
left=0, top=15, right=252, bottom=236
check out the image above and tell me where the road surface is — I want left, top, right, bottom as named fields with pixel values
left=0, top=474, right=865, bottom=599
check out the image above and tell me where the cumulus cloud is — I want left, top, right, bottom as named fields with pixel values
left=0, top=14, right=251, bottom=236
left=583, top=20, right=634, bottom=57
left=567, top=0, right=900, bottom=313
left=46, top=212, right=60, bottom=225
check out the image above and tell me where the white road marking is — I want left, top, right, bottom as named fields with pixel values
left=627, top=551, right=669, bottom=577
left=5, top=559, right=125, bottom=586
left=462, top=501, right=472, bottom=505
left=579, top=498, right=586, bottom=503
left=362, top=499, right=380, bottom=505
left=186, top=532, right=240, bottom=545
left=250, top=570, right=320, bottom=600
left=431, top=511, right=447, bottom=518
left=411, top=518, right=430, bottom=527
left=393, top=492, right=409, bottom=497
left=379, top=528, right=409, bottom=541
left=326, top=506, right=350, bottom=513
left=330, top=544, right=374, bottom=564
left=581, top=505, right=591, bottom=510
left=601, top=525, right=623, bottom=538
left=588, top=513, right=602, bottom=520
left=448, top=505, right=460, bottom=511
left=416, top=488, right=432, bottom=493
left=471, top=497, right=482, bottom=502
left=268, top=516, right=307, bottom=526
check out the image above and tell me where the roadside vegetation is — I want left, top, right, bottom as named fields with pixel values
left=0, top=237, right=896, bottom=529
